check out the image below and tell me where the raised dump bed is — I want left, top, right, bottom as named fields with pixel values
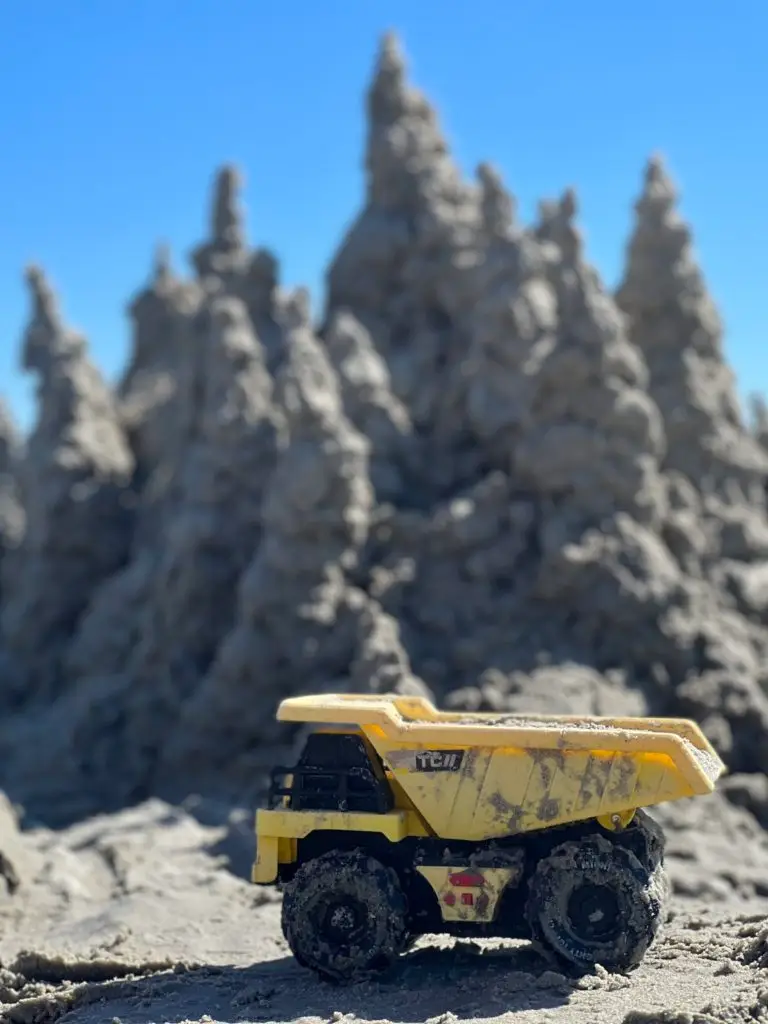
left=254, top=692, right=726, bottom=985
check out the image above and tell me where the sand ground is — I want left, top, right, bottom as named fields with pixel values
left=1, top=798, right=767, bottom=1024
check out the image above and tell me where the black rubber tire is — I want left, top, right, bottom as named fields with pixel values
left=280, top=849, right=409, bottom=984
left=625, top=808, right=671, bottom=923
left=524, top=834, right=666, bottom=972
left=628, top=808, right=666, bottom=871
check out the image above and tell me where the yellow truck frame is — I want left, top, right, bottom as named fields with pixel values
left=253, top=693, right=725, bottom=983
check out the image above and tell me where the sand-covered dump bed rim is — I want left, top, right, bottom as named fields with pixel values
left=276, top=694, right=725, bottom=794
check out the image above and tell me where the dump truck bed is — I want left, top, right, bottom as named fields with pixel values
left=277, top=693, right=725, bottom=841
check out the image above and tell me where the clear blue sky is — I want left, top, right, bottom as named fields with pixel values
left=1, top=1, right=766, bottom=434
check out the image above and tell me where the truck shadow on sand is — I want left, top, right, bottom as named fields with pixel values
left=13, top=942, right=581, bottom=1023
left=225, top=943, right=577, bottom=1021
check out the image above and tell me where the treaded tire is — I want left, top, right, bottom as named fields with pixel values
left=524, top=834, right=665, bottom=972
left=626, top=808, right=671, bottom=923
left=280, top=849, right=408, bottom=984
left=629, top=808, right=666, bottom=869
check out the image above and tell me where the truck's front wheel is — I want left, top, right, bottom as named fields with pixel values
left=280, top=849, right=409, bottom=984
left=524, top=834, right=665, bottom=972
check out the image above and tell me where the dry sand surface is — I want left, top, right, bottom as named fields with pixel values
left=1, top=795, right=768, bottom=1024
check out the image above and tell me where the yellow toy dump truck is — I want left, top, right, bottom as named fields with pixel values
left=252, top=693, right=725, bottom=983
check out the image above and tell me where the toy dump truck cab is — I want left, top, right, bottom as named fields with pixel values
left=253, top=693, right=725, bottom=984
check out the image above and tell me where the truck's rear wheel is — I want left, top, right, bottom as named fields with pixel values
left=524, top=834, right=665, bottom=972
left=280, top=849, right=408, bottom=984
